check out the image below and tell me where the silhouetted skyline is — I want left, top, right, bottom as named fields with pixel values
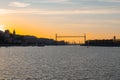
left=0, top=29, right=68, bottom=46
left=0, top=29, right=120, bottom=46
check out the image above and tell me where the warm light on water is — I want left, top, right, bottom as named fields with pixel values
left=0, top=46, right=120, bottom=80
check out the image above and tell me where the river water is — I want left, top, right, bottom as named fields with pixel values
left=0, top=46, right=120, bottom=80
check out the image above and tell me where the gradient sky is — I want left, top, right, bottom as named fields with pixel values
left=0, top=0, right=120, bottom=42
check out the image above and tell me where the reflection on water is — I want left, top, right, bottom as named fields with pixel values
left=0, top=46, right=120, bottom=80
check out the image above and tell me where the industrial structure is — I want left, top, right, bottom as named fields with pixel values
left=55, top=33, right=87, bottom=44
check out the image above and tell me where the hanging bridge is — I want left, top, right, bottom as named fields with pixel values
left=55, top=33, right=87, bottom=43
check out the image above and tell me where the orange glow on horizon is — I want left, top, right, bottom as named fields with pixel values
left=1, top=14, right=120, bottom=43
left=3, top=23, right=120, bottom=43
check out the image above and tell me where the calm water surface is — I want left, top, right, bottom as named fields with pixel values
left=0, top=46, right=120, bottom=80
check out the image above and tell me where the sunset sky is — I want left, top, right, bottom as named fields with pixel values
left=0, top=0, right=120, bottom=42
